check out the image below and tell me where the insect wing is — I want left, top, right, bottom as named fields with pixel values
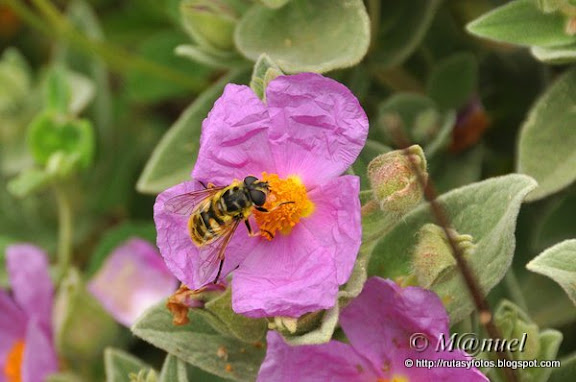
left=195, top=219, right=241, bottom=286
left=164, top=187, right=225, bottom=216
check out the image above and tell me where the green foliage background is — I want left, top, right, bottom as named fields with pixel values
left=0, top=0, right=575, bottom=381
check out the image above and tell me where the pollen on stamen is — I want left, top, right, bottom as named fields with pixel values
left=4, top=340, right=25, bottom=382
left=253, top=172, right=314, bottom=240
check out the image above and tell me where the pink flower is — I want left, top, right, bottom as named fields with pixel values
left=88, top=238, right=178, bottom=327
left=1, top=244, right=58, bottom=381
left=154, top=73, right=368, bottom=318
left=257, top=278, right=488, bottom=382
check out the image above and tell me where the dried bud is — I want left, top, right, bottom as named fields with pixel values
left=166, top=283, right=226, bottom=326
left=451, top=98, right=489, bottom=153
left=412, top=224, right=476, bottom=288
left=367, top=145, right=427, bottom=216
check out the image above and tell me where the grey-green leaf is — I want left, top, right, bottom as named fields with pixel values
left=367, top=174, right=537, bottom=323
left=371, top=0, right=441, bottom=68
left=250, top=54, right=283, bottom=100
left=467, top=0, right=576, bottom=48
left=235, top=0, right=370, bottom=73
left=531, top=42, right=576, bottom=64
left=159, top=355, right=188, bottom=382
left=527, top=239, right=576, bottom=305
left=204, top=289, right=268, bottom=343
left=104, top=348, right=153, bottom=382
left=549, top=353, right=576, bottom=382
left=137, top=70, right=249, bottom=194
left=517, top=68, right=576, bottom=201
left=132, top=304, right=265, bottom=381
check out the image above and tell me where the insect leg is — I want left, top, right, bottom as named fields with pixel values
left=255, top=201, right=295, bottom=213
left=199, top=181, right=217, bottom=189
left=213, top=259, right=224, bottom=284
left=245, top=219, right=275, bottom=239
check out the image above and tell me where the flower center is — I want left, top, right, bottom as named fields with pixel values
left=377, top=376, right=409, bottom=382
left=253, top=172, right=314, bottom=240
left=4, top=340, right=25, bottom=382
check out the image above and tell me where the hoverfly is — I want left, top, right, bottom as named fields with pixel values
left=164, top=176, right=291, bottom=285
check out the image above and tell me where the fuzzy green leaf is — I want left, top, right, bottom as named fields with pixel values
left=104, top=348, right=153, bottom=382
left=527, top=239, right=576, bottom=305
left=249, top=54, right=283, bottom=100
left=204, top=289, right=268, bottom=343
left=159, top=355, right=188, bottom=382
left=137, top=70, right=249, bottom=194
left=235, top=0, right=370, bottom=73
left=367, top=175, right=537, bottom=323
left=531, top=42, right=576, bottom=64
left=517, top=68, right=576, bottom=201
left=467, top=0, right=576, bottom=47
left=549, top=354, right=576, bottom=382
left=175, top=44, right=249, bottom=69
left=132, top=304, right=265, bottom=381
left=372, top=0, right=441, bottom=68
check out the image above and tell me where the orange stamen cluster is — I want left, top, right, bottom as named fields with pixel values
left=377, top=376, right=409, bottom=382
left=4, top=340, right=25, bottom=382
left=253, top=172, right=314, bottom=240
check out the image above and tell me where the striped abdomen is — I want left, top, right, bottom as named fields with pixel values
left=187, top=184, right=252, bottom=247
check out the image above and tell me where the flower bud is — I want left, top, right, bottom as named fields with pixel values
left=494, top=300, right=541, bottom=361
left=412, top=223, right=476, bottom=288
left=130, top=369, right=158, bottom=382
left=367, top=145, right=427, bottom=216
left=180, top=0, right=241, bottom=52
left=166, top=283, right=226, bottom=326
left=269, top=310, right=325, bottom=337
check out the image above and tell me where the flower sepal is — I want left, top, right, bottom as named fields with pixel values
left=488, top=300, right=563, bottom=382
left=412, top=223, right=476, bottom=289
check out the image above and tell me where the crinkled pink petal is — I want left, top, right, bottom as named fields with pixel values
left=22, top=319, right=58, bottom=382
left=88, top=238, right=178, bottom=327
left=341, top=278, right=488, bottom=381
left=192, top=84, right=277, bottom=185
left=257, top=331, right=377, bottom=382
left=231, top=221, right=339, bottom=318
left=305, top=175, right=361, bottom=284
left=154, top=181, right=258, bottom=289
left=6, top=244, right=53, bottom=332
left=0, top=290, right=26, bottom=365
left=266, top=73, right=368, bottom=188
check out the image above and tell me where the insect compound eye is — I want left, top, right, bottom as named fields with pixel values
left=249, top=189, right=266, bottom=206
left=244, top=176, right=258, bottom=186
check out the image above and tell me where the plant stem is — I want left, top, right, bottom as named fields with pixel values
left=54, top=184, right=73, bottom=281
